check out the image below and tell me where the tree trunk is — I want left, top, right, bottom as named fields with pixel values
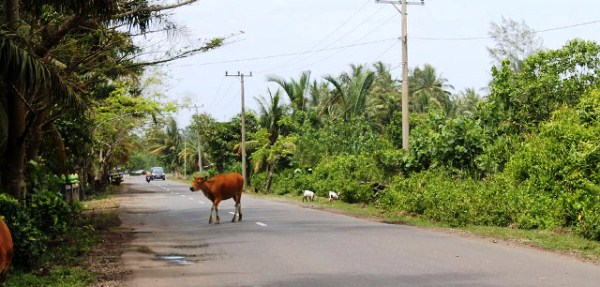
left=6, top=0, right=19, bottom=31
left=4, top=88, right=27, bottom=199
left=265, top=164, right=275, bottom=193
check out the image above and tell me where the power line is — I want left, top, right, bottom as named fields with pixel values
left=169, top=18, right=600, bottom=70
left=173, top=37, right=399, bottom=68
left=410, top=19, right=600, bottom=41
left=258, top=0, right=373, bottom=74
left=273, top=5, right=389, bottom=74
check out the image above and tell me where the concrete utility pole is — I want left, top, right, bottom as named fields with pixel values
left=376, top=0, right=424, bottom=151
left=226, top=71, right=253, bottom=189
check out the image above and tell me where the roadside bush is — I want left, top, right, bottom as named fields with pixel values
left=576, top=203, right=600, bottom=240
left=0, top=193, right=47, bottom=268
left=373, top=148, right=415, bottom=176
left=408, top=111, right=489, bottom=176
left=313, top=154, right=384, bottom=203
left=0, top=188, right=82, bottom=268
left=379, top=171, right=515, bottom=227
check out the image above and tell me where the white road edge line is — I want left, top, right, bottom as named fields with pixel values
left=256, top=222, right=268, bottom=227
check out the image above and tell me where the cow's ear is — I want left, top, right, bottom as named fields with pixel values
left=201, top=176, right=208, bottom=181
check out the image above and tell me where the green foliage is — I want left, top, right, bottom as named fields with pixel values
left=293, top=117, right=383, bottom=167
left=576, top=204, right=600, bottom=240
left=499, top=89, right=600, bottom=236
left=267, top=154, right=385, bottom=203
left=408, top=111, right=489, bottom=175
left=379, top=171, right=513, bottom=227
left=0, top=189, right=82, bottom=268
left=125, top=152, right=157, bottom=172
left=373, top=148, right=413, bottom=176
left=488, top=39, right=600, bottom=134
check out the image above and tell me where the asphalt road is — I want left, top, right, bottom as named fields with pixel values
left=119, top=175, right=600, bottom=287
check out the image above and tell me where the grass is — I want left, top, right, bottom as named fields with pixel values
left=248, top=191, right=600, bottom=264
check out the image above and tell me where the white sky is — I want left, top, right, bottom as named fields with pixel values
left=151, top=0, right=600, bottom=126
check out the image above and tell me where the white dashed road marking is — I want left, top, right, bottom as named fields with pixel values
left=256, top=222, right=268, bottom=227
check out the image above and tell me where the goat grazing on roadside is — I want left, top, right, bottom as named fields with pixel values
left=328, top=191, right=339, bottom=202
left=302, top=190, right=315, bottom=202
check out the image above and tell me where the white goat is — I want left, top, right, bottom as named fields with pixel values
left=328, top=191, right=339, bottom=202
left=302, top=190, right=315, bottom=202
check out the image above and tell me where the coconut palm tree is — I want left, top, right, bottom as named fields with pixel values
left=266, top=71, right=311, bottom=114
left=255, top=89, right=290, bottom=145
left=409, top=64, right=454, bottom=115
left=368, top=62, right=401, bottom=126
left=323, top=64, right=376, bottom=120
left=453, top=88, right=483, bottom=117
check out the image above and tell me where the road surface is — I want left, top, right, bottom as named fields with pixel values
left=118, top=175, right=600, bottom=287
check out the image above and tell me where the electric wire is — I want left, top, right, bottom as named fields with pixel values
left=410, top=19, right=600, bottom=41
left=257, top=0, right=372, bottom=74
left=272, top=6, right=390, bottom=75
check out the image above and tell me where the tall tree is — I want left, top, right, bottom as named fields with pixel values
left=409, top=64, right=454, bottom=115
left=368, top=61, right=400, bottom=126
left=0, top=0, right=227, bottom=198
left=487, top=17, right=544, bottom=72
left=488, top=39, right=600, bottom=134
left=266, top=71, right=311, bottom=114
left=452, top=88, right=483, bottom=117
left=324, top=64, right=375, bottom=120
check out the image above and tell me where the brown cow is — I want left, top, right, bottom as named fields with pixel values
left=190, top=173, right=243, bottom=224
left=0, top=217, right=13, bottom=286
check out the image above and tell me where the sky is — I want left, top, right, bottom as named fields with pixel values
left=146, top=0, right=600, bottom=126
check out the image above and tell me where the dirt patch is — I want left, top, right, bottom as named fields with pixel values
left=85, top=221, right=134, bottom=287
left=83, top=197, right=135, bottom=287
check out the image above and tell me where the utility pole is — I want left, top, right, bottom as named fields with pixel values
left=226, top=71, right=252, bottom=189
left=376, top=0, right=424, bottom=151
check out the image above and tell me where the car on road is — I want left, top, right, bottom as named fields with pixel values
left=151, top=167, right=166, bottom=180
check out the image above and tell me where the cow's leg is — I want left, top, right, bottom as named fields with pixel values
left=237, top=201, right=242, bottom=222
left=208, top=205, right=214, bottom=224
left=232, top=197, right=242, bottom=222
left=213, top=198, right=222, bottom=224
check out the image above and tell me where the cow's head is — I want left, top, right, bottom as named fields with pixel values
left=189, top=176, right=208, bottom=192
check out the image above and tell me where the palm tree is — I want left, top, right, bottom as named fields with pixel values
left=255, top=89, right=290, bottom=145
left=453, top=88, right=483, bottom=117
left=409, top=64, right=454, bottom=115
left=323, top=64, right=376, bottom=120
left=148, top=118, right=181, bottom=171
left=266, top=71, right=311, bottom=114
left=368, top=62, right=401, bottom=126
